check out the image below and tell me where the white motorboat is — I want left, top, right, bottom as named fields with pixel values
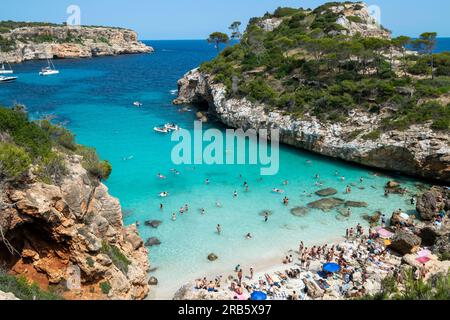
left=0, top=75, right=18, bottom=83
left=154, top=126, right=170, bottom=133
left=165, top=123, right=180, bottom=131
left=133, top=101, right=143, bottom=107
left=0, top=62, right=13, bottom=74
left=39, top=59, right=59, bottom=76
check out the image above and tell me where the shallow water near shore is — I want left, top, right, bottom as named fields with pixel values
left=0, top=40, right=440, bottom=299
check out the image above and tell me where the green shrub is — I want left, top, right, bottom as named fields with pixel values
left=35, top=153, right=67, bottom=184
left=0, top=271, right=63, bottom=300
left=100, top=281, right=112, bottom=295
left=101, top=242, right=131, bottom=274
left=347, top=16, right=364, bottom=24
left=0, top=143, right=31, bottom=179
left=362, top=130, right=381, bottom=141
left=76, top=146, right=112, bottom=181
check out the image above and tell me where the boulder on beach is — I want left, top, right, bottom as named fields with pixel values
left=345, top=201, right=368, bottom=208
left=432, top=233, right=450, bottom=257
left=315, top=188, right=338, bottom=197
left=145, top=220, right=163, bottom=228
left=302, top=278, right=324, bottom=298
left=208, top=253, right=218, bottom=261
left=290, top=207, right=310, bottom=217
left=390, top=211, right=412, bottom=227
left=416, top=189, right=443, bottom=221
left=307, top=198, right=345, bottom=211
left=148, top=276, right=159, bottom=286
left=363, top=211, right=382, bottom=226
left=145, top=237, right=162, bottom=247
left=389, top=231, right=421, bottom=255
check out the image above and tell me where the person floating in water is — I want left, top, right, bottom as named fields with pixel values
left=283, top=197, right=289, bottom=206
left=200, top=208, right=206, bottom=215
left=205, top=179, right=210, bottom=185
left=172, top=213, right=177, bottom=221
left=283, top=180, right=289, bottom=185
left=346, top=185, right=352, bottom=194
left=216, top=202, right=222, bottom=208
left=245, top=233, right=252, bottom=240
left=160, top=203, right=164, bottom=210
left=264, top=212, right=269, bottom=222
left=233, top=191, right=238, bottom=198
left=217, top=224, right=222, bottom=235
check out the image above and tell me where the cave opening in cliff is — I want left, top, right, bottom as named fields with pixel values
left=0, top=220, right=67, bottom=270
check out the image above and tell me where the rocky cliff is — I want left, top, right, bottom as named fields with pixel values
left=0, top=25, right=153, bottom=63
left=174, top=68, right=450, bottom=182
left=0, top=155, right=149, bottom=300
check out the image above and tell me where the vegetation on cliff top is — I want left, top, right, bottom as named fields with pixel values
left=0, top=106, right=112, bottom=183
left=201, top=2, right=450, bottom=132
left=0, top=269, right=63, bottom=300
left=0, top=20, right=128, bottom=52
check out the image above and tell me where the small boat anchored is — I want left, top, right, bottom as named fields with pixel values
left=133, top=101, right=143, bottom=107
left=0, top=75, right=18, bottom=83
left=154, top=123, right=181, bottom=134
left=165, top=123, right=180, bottom=131
left=0, top=62, right=13, bottom=74
left=39, top=59, right=59, bottom=76
left=154, top=126, right=170, bottom=134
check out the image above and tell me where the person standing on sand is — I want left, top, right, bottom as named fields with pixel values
left=237, top=269, right=243, bottom=285
left=250, top=267, right=254, bottom=280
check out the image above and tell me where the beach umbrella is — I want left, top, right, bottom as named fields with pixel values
left=323, top=262, right=341, bottom=273
left=250, top=291, right=267, bottom=301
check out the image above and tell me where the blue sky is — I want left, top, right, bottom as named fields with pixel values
left=1, top=0, right=449, bottom=39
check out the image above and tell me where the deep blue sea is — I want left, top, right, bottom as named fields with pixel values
left=0, top=39, right=448, bottom=298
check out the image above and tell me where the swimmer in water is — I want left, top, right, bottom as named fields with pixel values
left=246, top=233, right=252, bottom=240
left=264, top=212, right=269, bottom=222
left=283, top=197, right=289, bottom=206
left=172, top=213, right=177, bottom=221
left=283, top=180, right=289, bottom=185
left=160, top=203, right=164, bottom=210
left=341, top=176, right=346, bottom=181
left=200, top=208, right=206, bottom=215
left=217, top=224, right=222, bottom=235
left=205, top=179, right=210, bottom=185
left=184, top=204, right=189, bottom=212
left=216, top=202, right=222, bottom=208
left=233, top=191, right=238, bottom=198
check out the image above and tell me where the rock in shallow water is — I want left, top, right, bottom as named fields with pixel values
left=145, top=237, right=161, bottom=247
left=290, top=207, right=310, bottom=217
left=308, top=198, right=345, bottom=211
left=148, top=276, right=159, bottom=286
left=145, top=220, right=163, bottom=228
left=315, top=188, right=338, bottom=197
left=208, top=253, right=218, bottom=261
left=345, top=201, right=368, bottom=208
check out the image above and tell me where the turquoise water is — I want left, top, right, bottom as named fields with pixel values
left=0, top=40, right=443, bottom=298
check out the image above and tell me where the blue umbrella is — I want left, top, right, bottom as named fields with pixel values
left=323, top=262, right=341, bottom=273
left=251, top=291, right=267, bottom=301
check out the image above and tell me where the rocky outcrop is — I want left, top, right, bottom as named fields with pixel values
left=0, top=25, right=153, bottom=63
left=390, top=231, right=421, bottom=255
left=173, top=68, right=450, bottom=182
left=0, top=291, right=19, bottom=300
left=0, top=155, right=149, bottom=300
left=416, top=187, right=448, bottom=221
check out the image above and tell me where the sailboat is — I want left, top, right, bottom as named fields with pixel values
left=0, top=62, right=13, bottom=74
left=39, top=59, right=59, bottom=76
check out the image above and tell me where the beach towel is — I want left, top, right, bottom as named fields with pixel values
left=416, top=256, right=431, bottom=264
left=376, top=227, right=394, bottom=239
left=418, top=249, right=431, bottom=257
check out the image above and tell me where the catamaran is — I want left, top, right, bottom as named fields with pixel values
left=39, top=59, right=59, bottom=76
left=0, top=62, right=13, bottom=74
left=0, top=75, right=18, bottom=83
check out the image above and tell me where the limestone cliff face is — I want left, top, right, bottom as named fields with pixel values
left=0, top=155, right=149, bottom=300
left=0, top=26, right=153, bottom=63
left=174, top=69, right=450, bottom=183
